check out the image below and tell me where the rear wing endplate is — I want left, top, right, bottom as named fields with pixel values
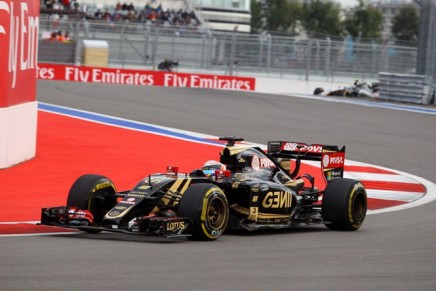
left=267, top=141, right=345, bottom=182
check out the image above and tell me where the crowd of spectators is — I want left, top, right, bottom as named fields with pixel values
left=49, top=30, right=71, bottom=42
left=42, top=0, right=200, bottom=27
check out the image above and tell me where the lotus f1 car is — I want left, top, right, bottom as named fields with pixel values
left=40, top=137, right=367, bottom=241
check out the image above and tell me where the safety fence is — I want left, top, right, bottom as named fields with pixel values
left=39, top=18, right=419, bottom=82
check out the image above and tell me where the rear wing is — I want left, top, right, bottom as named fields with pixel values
left=267, top=141, right=345, bottom=182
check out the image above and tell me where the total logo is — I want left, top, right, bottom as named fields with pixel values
left=0, top=0, right=39, bottom=88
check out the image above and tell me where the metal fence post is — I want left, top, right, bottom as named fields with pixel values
left=325, top=37, right=331, bottom=81
left=73, top=21, right=81, bottom=65
left=381, top=41, right=389, bottom=72
left=171, top=31, right=179, bottom=61
left=229, top=32, right=236, bottom=75
left=371, top=41, right=378, bottom=78
left=266, top=34, right=271, bottom=73
left=143, top=27, right=150, bottom=66
left=305, top=38, right=313, bottom=81
left=207, top=34, right=214, bottom=71
left=201, top=35, right=206, bottom=68
left=258, top=35, right=263, bottom=72
left=151, top=28, right=158, bottom=70
left=315, top=40, right=320, bottom=74
left=118, top=26, right=124, bottom=61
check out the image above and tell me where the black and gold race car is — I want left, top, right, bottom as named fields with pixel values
left=40, top=137, right=367, bottom=241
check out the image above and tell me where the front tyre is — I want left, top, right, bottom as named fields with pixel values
left=67, top=174, right=117, bottom=228
left=322, top=178, right=367, bottom=231
left=178, top=183, right=229, bottom=241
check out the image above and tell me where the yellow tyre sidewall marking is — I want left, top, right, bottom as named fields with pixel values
left=348, top=182, right=365, bottom=229
left=200, top=187, right=228, bottom=239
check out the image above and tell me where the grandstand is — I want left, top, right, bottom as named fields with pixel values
left=41, top=0, right=251, bottom=32
left=193, top=0, right=251, bottom=33
left=73, top=0, right=187, bottom=11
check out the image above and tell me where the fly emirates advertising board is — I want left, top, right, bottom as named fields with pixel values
left=37, top=63, right=256, bottom=91
left=0, top=0, right=39, bottom=168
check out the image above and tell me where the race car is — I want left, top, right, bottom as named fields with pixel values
left=40, top=137, right=367, bottom=241
left=314, top=80, right=379, bottom=98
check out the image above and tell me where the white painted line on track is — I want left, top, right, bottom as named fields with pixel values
left=0, top=221, right=39, bottom=224
left=346, top=172, right=422, bottom=184
left=290, top=94, right=436, bottom=115
left=0, top=232, right=78, bottom=237
left=365, top=190, right=424, bottom=202
left=0, top=221, right=78, bottom=238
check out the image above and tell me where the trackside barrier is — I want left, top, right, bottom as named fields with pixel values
left=37, top=63, right=256, bottom=91
left=0, top=0, right=39, bottom=169
left=378, top=72, right=435, bottom=104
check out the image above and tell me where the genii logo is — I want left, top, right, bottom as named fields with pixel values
left=0, top=0, right=39, bottom=89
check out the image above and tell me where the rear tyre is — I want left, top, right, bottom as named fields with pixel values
left=322, top=178, right=367, bottom=231
left=67, top=174, right=117, bottom=231
left=313, top=87, right=324, bottom=95
left=178, top=183, right=229, bottom=241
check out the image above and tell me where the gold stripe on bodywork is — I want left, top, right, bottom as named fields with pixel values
left=227, top=145, right=251, bottom=155
left=160, top=179, right=185, bottom=206
left=169, top=179, right=184, bottom=192
left=179, top=178, right=192, bottom=194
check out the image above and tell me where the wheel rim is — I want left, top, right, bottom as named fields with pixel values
left=352, top=192, right=366, bottom=222
left=207, top=197, right=227, bottom=230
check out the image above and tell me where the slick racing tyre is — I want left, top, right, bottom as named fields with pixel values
left=313, top=87, right=324, bottom=95
left=178, top=183, right=229, bottom=241
left=67, top=174, right=117, bottom=230
left=322, top=178, right=367, bottom=231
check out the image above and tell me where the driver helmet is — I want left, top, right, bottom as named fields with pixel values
left=202, top=160, right=226, bottom=176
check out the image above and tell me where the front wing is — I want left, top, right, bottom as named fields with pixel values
left=40, top=206, right=192, bottom=238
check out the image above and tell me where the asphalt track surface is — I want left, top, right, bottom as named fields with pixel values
left=1, top=81, right=435, bottom=290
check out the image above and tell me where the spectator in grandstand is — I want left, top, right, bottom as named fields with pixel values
left=126, top=9, right=136, bottom=22
left=115, top=2, right=122, bottom=11
left=73, top=0, right=79, bottom=12
left=49, top=31, right=58, bottom=41
left=94, top=9, right=103, bottom=19
left=62, top=0, right=71, bottom=10
left=128, top=2, right=135, bottom=12
left=48, top=11, right=60, bottom=28
left=64, top=31, right=71, bottom=41
left=44, top=0, right=54, bottom=10
left=102, top=9, right=112, bottom=21
left=48, top=30, right=70, bottom=42
left=56, top=30, right=66, bottom=42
